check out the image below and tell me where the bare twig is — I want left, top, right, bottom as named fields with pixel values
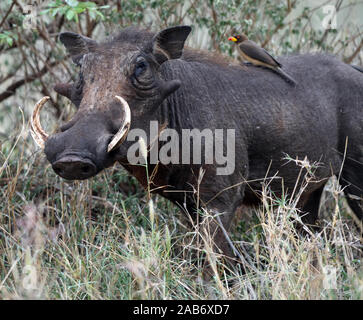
left=345, top=38, right=363, bottom=64
left=0, top=0, right=16, bottom=30
left=0, top=60, right=59, bottom=103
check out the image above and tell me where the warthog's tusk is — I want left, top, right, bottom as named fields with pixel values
left=30, top=96, right=50, bottom=149
left=107, top=95, right=131, bottom=153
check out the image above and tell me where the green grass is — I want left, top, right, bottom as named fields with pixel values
left=0, top=133, right=362, bottom=300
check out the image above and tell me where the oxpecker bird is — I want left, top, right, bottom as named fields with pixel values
left=228, top=34, right=296, bottom=85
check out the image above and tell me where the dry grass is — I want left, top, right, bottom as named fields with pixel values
left=0, top=129, right=362, bottom=300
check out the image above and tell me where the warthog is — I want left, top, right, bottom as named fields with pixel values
left=31, top=26, right=363, bottom=271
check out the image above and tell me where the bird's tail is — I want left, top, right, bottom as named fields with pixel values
left=276, top=67, right=297, bottom=86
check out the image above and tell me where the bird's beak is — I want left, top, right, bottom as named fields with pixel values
left=228, top=36, right=237, bottom=42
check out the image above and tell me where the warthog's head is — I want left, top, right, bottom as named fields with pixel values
left=31, top=26, right=191, bottom=180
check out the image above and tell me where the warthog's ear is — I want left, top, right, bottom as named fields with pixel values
left=59, top=32, right=97, bottom=65
left=152, top=26, right=192, bottom=64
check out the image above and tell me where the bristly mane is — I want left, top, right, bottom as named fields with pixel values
left=109, top=27, right=154, bottom=45
left=101, top=27, right=236, bottom=68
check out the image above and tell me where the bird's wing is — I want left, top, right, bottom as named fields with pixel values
left=239, top=40, right=282, bottom=68
left=262, top=48, right=282, bottom=68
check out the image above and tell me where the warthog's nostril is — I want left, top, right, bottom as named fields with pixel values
left=53, top=166, right=63, bottom=176
left=52, top=156, right=97, bottom=180
left=81, top=164, right=91, bottom=174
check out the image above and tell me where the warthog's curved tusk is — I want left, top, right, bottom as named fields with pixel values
left=30, top=96, right=50, bottom=149
left=107, top=95, right=131, bottom=153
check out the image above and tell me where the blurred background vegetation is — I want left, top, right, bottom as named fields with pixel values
left=0, top=0, right=362, bottom=299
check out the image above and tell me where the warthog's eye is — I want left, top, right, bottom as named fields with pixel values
left=135, top=60, right=147, bottom=77
left=131, top=56, right=155, bottom=91
left=75, top=73, right=83, bottom=90
left=134, top=56, right=148, bottom=78
left=71, top=72, right=84, bottom=106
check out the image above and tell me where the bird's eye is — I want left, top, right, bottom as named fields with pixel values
left=134, top=57, right=148, bottom=77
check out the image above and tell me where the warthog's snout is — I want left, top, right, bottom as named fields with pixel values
left=30, top=95, right=131, bottom=180
left=52, top=155, right=97, bottom=180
